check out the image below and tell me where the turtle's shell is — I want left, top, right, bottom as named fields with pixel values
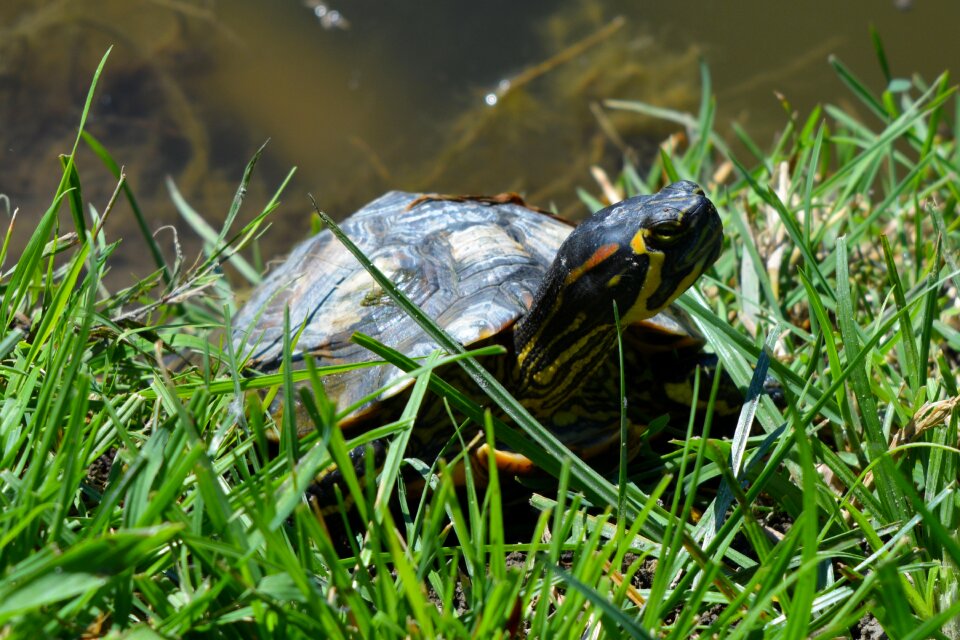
left=233, top=191, right=700, bottom=421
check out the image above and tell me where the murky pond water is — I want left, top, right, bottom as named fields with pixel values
left=1, top=0, right=957, bottom=286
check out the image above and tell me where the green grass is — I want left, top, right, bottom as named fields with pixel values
left=4, top=39, right=960, bottom=637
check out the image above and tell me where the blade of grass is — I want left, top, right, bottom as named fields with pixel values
left=835, top=236, right=906, bottom=520
left=82, top=131, right=170, bottom=284
left=880, top=235, right=920, bottom=392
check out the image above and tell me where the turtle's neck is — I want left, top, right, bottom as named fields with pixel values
left=512, top=264, right=620, bottom=414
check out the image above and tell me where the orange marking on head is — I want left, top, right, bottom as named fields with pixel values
left=565, top=242, right=620, bottom=285
left=586, top=242, right=619, bottom=269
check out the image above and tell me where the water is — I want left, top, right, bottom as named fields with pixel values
left=0, top=0, right=956, bottom=285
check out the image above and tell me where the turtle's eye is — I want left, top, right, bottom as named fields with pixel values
left=651, top=220, right=684, bottom=244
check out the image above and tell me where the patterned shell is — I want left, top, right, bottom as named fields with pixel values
left=233, top=191, right=573, bottom=419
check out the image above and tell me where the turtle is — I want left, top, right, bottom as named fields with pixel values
left=233, top=180, right=724, bottom=507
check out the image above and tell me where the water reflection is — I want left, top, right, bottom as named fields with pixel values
left=303, top=1, right=350, bottom=31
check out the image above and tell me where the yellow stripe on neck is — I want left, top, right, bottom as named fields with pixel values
left=621, top=249, right=664, bottom=324
left=630, top=228, right=647, bottom=254
left=622, top=252, right=706, bottom=325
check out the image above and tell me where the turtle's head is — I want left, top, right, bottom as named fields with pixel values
left=576, top=179, right=723, bottom=323
left=514, top=181, right=722, bottom=406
